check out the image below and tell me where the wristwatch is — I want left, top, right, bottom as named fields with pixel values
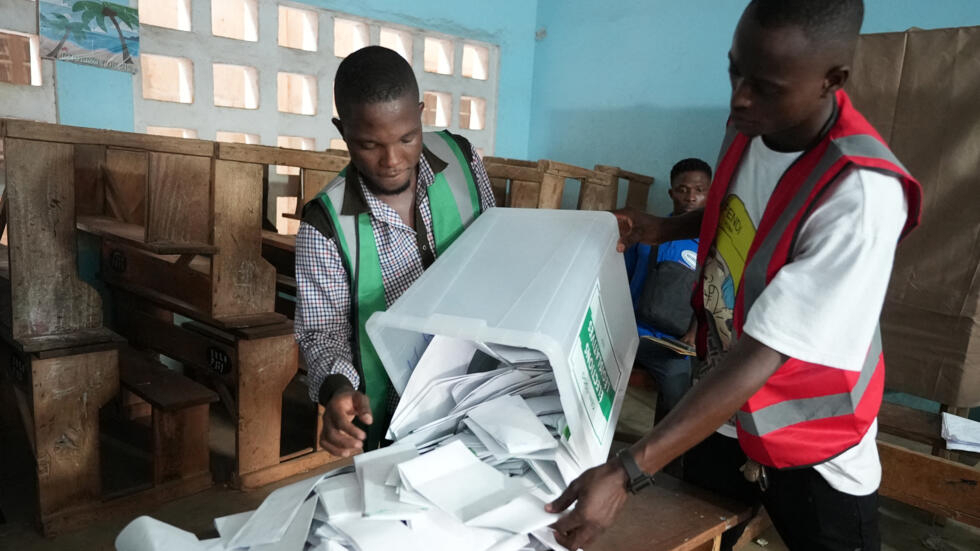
left=616, top=447, right=655, bottom=495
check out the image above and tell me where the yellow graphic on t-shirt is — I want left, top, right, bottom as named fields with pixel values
left=715, top=195, right=756, bottom=292
left=702, top=195, right=756, bottom=352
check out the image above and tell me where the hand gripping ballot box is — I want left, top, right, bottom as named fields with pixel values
left=366, top=208, right=639, bottom=477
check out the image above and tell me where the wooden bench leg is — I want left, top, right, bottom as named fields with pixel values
left=235, top=334, right=297, bottom=483
left=29, top=350, right=118, bottom=525
left=153, top=403, right=210, bottom=485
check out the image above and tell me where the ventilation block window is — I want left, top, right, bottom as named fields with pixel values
left=213, top=63, right=259, bottom=109
left=334, top=18, right=368, bottom=58
left=422, top=91, right=451, bottom=127
left=139, top=0, right=191, bottom=32
left=142, top=54, right=193, bottom=103
left=424, top=37, right=453, bottom=75
left=278, top=5, right=318, bottom=52
left=212, top=0, right=258, bottom=42
left=277, top=72, right=317, bottom=115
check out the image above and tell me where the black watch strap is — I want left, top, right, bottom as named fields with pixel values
left=617, top=447, right=655, bottom=494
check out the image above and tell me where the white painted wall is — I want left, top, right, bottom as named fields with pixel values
left=134, top=0, right=498, bottom=155
left=0, top=0, right=58, bottom=123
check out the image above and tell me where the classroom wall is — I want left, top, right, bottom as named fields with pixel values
left=528, top=0, right=980, bottom=213
left=1, top=0, right=537, bottom=158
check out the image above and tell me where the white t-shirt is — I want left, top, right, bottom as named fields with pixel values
left=700, top=135, right=908, bottom=496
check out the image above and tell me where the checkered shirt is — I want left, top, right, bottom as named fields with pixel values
left=295, top=143, right=496, bottom=407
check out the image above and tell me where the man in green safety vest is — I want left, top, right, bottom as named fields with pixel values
left=295, top=46, right=496, bottom=455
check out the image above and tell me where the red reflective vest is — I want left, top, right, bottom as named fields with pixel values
left=693, top=90, right=923, bottom=469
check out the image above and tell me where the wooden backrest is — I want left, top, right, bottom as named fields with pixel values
left=483, top=157, right=604, bottom=210
left=592, top=165, right=656, bottom=212
left=0, top=123, right=104, bottom=343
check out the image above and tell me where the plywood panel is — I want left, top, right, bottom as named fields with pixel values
left=509, top=179, right=540, bottom=208
left=31, top=350, right=118, bottom=517
left=4, top=139, right=102, bottom=340
left=236, top=334, right=298, bottom=477
left=74, top=144, right=107, bottom=216
left=300, top=168, right=333, bottom=209
left=211, top=159, right=276, bottom=319
left=538, top=173, right=565, bottom=209
left=105, top=148, right=147, bottom=226
left=146, top=152, right=211, bottom=245
left=3, top=118, right=214, bottom=156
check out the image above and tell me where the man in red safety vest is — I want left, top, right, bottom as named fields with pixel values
left=547, top=1, right=922, bottom=549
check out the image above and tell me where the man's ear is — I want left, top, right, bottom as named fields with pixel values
left=823, top=65, right=850, bottom=97
left=418, top=101, right=425, bottom=115
left=332, top=117, right=344, bottom=138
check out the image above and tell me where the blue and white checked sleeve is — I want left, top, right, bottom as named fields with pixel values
left=469, top=144, right=497, bottom=212
left=294, top=221, right=360, bottom=402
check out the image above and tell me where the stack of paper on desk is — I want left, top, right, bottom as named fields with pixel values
left=942, top=412, right=980, bottom=452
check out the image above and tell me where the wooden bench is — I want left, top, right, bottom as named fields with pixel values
left=483, top=157, right=607, bottom=209
left=111, top=290, right=335, bottom=489
left=593, top=165, right=656, bottom=212
left=118, top=347, right=218, bottom=488
left=876, top=401, right=980, bottom=528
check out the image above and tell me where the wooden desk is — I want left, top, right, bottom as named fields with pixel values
left=593, top=474, right=753, bottom=551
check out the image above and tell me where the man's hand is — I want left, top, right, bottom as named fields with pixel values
left=318, top=390, right=373, bottom=457
left=680, top=318, right=697, bottom=347
left=546, top=460, right=630, bottom=550
left=612, top=208, right=658, bottom=252
left=612, top=208, right=703, bottom=252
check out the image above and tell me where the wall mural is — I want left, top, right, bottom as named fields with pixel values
left=39, top=1, right=139, bottom=73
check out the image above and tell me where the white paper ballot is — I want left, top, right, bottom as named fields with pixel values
left=467, top=494, right=559, bottom=535
left=115, top=516, right=206, bottom=551
left=524, top=395, right=563, bottom=416
left=942, top=412, right=980, bottom=452
left=463, top=418, right=513, bottom=461
left=229, top=472, right=325, bottom=548
left=453, top=370, right=532, bottom=412
left=331, top=517, right=426, bottom=551
left=354, top=443, right=426, bottom=519
left=409, top=508, right=514, bottom=551
left=214, top=509, right=253, bottom=541
left=450, top=370, right=507, bottom=404
left=527, top=459, right=566, bottom=498
left=468, top=395, right=558, bottom=455
left=485, top=343, right=548, bottom=366
left=398, top=440, right=526, bottom=523
left=251, top=495, right=318, bottom=551
left=315, top=473, right=363, bottom=520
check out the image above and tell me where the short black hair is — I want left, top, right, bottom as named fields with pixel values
left=334, top=46, right=418, bottom=119
left=670, top=158, right=712, bottom=184
left=748, top=0, right=864, bottom=47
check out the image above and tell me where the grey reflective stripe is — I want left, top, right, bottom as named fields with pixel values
left=323, top=175, right=358, bottom=278
left=741, top=134, right=905, bottom=315
left=737, top=327, right=882, bottom=436
left=735, top=132, right=899, bottom=438
left=422, top=132, right=477, bottom=226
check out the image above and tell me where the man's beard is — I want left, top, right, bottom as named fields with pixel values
left=364, top=177, right=412, bottom=196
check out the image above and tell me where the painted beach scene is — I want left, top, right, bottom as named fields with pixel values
left=39, top=0, right=139, bottom=73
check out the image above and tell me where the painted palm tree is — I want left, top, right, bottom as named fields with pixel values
left=72, top=1, right=139, bottom=65
left=40, top=13, right=90, bottom=57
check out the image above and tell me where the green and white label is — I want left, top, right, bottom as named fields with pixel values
left=569, top=282, right=621, bottom=445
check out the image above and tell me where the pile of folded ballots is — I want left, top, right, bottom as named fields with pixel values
left=116, top=340, right=580, bottom=551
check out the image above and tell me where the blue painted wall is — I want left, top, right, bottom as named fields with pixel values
left=55, top=60, right=135, bottom=131
left=529, top=0, right=980, bottom=213
left=51, top=0, right=537, bottom=158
